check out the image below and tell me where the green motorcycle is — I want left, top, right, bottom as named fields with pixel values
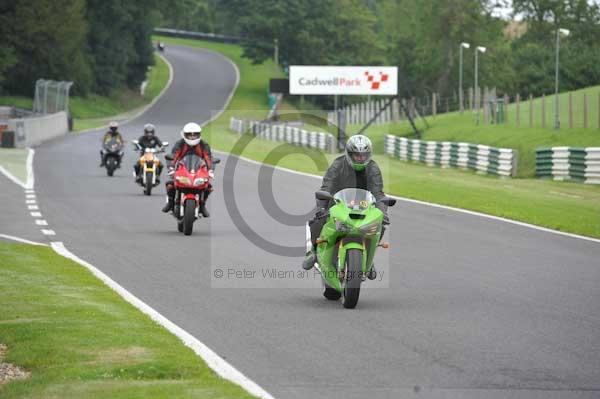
left=311, top=188, right=396, bottom=309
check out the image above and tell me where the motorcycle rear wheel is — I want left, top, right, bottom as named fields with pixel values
left=342, top=249, right=362, bottom=309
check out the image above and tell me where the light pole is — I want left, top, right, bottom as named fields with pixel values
left=459, top=42, right=470, bottom=114
left=474, top=46, right=486, bottom=125
left=554, top=28, right=570, bottom=130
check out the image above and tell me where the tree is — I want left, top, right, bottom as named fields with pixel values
left=86, top=0, right=158, bottom=95
left=157, top=0, right=214, bottom=32
left=1, top=0, right=91, bottom=96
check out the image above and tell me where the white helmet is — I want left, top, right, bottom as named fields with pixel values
left=181, top=122, right=202, bottom=146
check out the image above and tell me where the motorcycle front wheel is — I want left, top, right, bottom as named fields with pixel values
left=183, top=198, right=195, bottom=236
left=342, top=248, right=363, bottom=309
left=105, top=157, right=117, bottom=177
left=144, top=171, right=153, bottom=195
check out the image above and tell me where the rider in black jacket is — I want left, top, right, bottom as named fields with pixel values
left=302, top=134, right=389, bottom=271
left=134, top=123, right=163, bottom=181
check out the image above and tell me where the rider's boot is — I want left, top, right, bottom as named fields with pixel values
left=367, top=265, right=377, bottom=280
left=162, top=183, right=175, bottom=213
left=302, top=248, right=316, bottom=270
left=99, top=151, right=105, bottom=167
left=162, top=197, right=174, bottom=213
left=199, top=189, right=210, bottom=217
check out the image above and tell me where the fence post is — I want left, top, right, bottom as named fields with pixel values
left=516, top=94, right=520, bottom=127
left=541, top=94, right=546, bottom=128
left=432, top=93, right=436, bottom=117
left=568, top=92, right=573, bottom=128
left=583, top=93, right=588, bottom=128
left=469, top=87, right=473, bottom=111
left=483, top=87, right=488, bottom=124
left=529, top=94, right=533, bottom=127
left=445, top=97, right=449, bottom=114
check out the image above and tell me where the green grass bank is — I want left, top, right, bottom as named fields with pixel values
left=0, top=241, right=255, bottom=398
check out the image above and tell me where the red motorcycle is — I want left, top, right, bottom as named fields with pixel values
left=166, top=153, right=219, bottom=235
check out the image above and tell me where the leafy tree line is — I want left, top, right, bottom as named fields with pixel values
left=0, top=0, right=159, bottom=97
left=162, top=0, right=600, bottom=100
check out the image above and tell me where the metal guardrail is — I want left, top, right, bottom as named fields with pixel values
left=155, top=28, right=242, bottom=44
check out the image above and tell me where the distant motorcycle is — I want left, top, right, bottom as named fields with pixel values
left=102, top=137, right=124, bottom=177
left=165, top=153, right=220, bottom=236
left=157, top=42, right=165, bottom=53
left=132, top=140, right=168, bottom=195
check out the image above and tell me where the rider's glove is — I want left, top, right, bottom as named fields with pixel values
left=382, top=214, right=390, bottom=225
left=315, top=207, right=328, bottom=219
left=168, top=167, right=175, bottom=176
left=208, top=170, right=215, bottom=179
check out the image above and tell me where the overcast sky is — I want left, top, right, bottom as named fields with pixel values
left=490, top=0, right=600, bottom=20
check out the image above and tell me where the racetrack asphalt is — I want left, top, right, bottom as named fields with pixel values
left=1, top=44, right=599, bottom=399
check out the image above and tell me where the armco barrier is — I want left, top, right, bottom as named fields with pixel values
left=5, top=111, right=68, bottom=148
left=155, top=28, right=241, bottom=44
left=536, top=147, right=600, bottom=184
left=230, top=117, right=336, bottom=153
left=385, top=135, right=518, bottom=177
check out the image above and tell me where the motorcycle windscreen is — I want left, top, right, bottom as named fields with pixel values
left=181, top=153, right=207, bottom=172
left=333, top=188, right=376, bottom=211
left=105, top=137, right=122, bottom=152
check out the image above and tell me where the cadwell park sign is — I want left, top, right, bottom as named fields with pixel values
left=289, top=66, right=398, bottom=96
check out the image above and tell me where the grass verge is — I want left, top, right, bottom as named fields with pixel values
left=0, top=148, right=28, bottom=184
left=0, top=53, right=170, bottom=133
left=157, top=35, right=600, bottom=239
left=0, top=241, right=255, bottom=399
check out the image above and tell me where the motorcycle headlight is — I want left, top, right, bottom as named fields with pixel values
left=359, top=222, right=380, bottom=236
left=335, top=219, right=352, bottom=233
left=193, top=177, right=206, bottom=186
left=175, top=176, right=191, bottom=184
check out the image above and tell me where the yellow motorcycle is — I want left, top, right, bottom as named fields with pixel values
left=132, top=140, right=169, bottom=195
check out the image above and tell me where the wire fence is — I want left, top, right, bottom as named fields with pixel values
left=33, top=79, right=73, bottom=115
left=327, top=87, right=600, bottom=130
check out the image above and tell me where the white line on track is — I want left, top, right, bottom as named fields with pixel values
left=26, top=194, right=36, bottom=199
left=35, top=220, right=48, bottom=226
left=30, top=212, right=42, bottom=218
left=0, top=234, right=48, bottom=246
left=50, top=242, right=274, bottom=399
left=27, top=205, right=39, bottom=210
left=41, top=229, right=55, bottom=236
left=26, top=199, right=36, bottom=204
left=216, top=150, right=600, bottom=245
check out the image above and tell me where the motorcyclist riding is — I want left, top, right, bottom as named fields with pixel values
left=100, top=121, right=123, bottom=167
left=134, top=123, right=163, bottom=182
left=161, top=122, right=214, bottom=217
left=302, top=135, right=389, bottom=273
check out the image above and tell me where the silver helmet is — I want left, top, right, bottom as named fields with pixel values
left=143, top=123, right=155, bottom=136
left=345, top=135, right=372, bottom=171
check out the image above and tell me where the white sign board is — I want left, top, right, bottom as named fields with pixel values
left=289, top=66, right=398, bottom=95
